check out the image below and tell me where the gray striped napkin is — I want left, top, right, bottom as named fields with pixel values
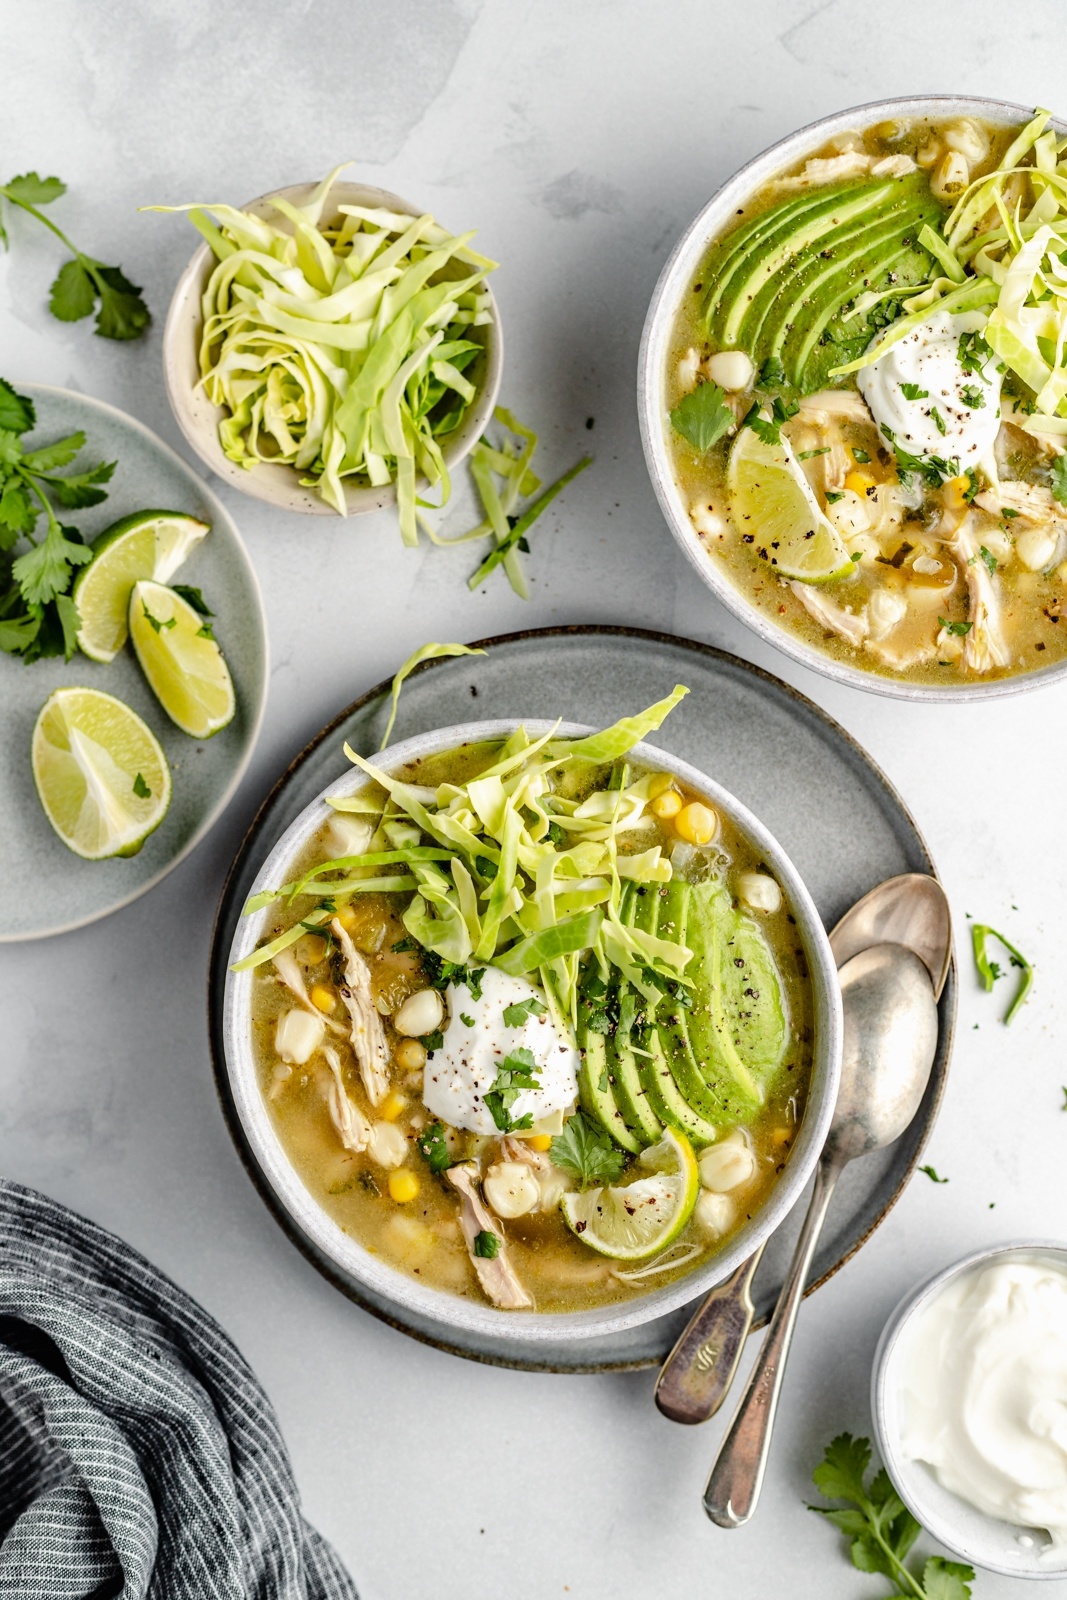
left=0, top=1178, right=358, bottom=1598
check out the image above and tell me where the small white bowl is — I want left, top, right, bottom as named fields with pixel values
left=221, top=718, right=842, bottom=1348
left=162, top=181, right=503, bottom=516
left=872, top=1241, right=1067, bottom=1579
left=638, top=95, right=1067, bottom=702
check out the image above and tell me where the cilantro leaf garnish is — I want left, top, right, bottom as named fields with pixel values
left=938, top=616, right=973, bottom=637
left=670, top=381, right=734, bottom=453
left=420, top=1029, right=444, bottom=1052
left=460, top=1012, right=476, bottom=1027
left=881, top=425, right=958, bottom=487
left=957, top=329, right=994, bottom=378
left=0, top=379, right=116, bottom=662
left=1051, top=454, right=1067, bottom=507
left=972, top=923, right=1033, bottom=1024
left=0, top=173, right=149, bottom=340
left=549, top=1111, right=627, bottom=1190
left=797, top=447, right=830, bottom=460
left=920, top=1164, right=948, bottom=1183
left=979, top=545, right=997, bottom=576
left=930, top=406, right=947, bottom=436
left=757, top=356, right=788, bottom=389
left=960, top=385, right=985, bottom=410
left=899, top=383, right=929, bottom=401
left=484, top=1048, right=542, bottom=1132
left=811, top=1433, right=974, bottom=1600
left=502, top=996, right=546, bottom=1027
left=416, top=1123, right=453, bottom=1175
left=141, top=602, right=176, bottom=634
left=742, top=394, right=799, bottom=445
left=172, top=583, right=214, bottom=616
left=132, top=772, right=151, bottom=799
left=852, top=448, right=871, bottom=464
left=473, top=1230, right=499, bottom=1259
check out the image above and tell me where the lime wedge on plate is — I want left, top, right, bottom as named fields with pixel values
left=561, top=1128, right=699, bottom=1260
left=32, top=687, right=171, bottom=859
left=727, top=426, right=853, bottom=583
left=129, top=579, right=235, bottom=739
left=74, top=511, right=209, bottom=662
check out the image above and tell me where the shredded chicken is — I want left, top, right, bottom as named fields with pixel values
left=273, top=948, right=345, bottom=1035
left=323, top=1047, right=371, bottom=1152
left=772, top=151, right=873, bottom=190
left=331, top=919, right=391, bottom=1106
left=871, top=153, right=918, bottom=177
left=447, top=1165, right=532, bottom=1310
left=790, top=582, right=869, bottom=645
left=500, top=1137, right=552, bottom=1172
left=942, top=512, right=1011, bottom=672
left=866, top=634, right=938, bottom=671
left=975, top=480, right=1065, bottom=527
left=798, top=390, right=874, bottom=424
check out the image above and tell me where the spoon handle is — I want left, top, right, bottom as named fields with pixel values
left=655, top=1244, right=766, bottom=1424
left=702, top=1157, right=840, bottom=1527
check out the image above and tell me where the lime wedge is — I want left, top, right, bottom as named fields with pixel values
left=32, top=687, right=171, bottom=860
left=129, top=579, right=235, bottom=739
left=727, top=425, right=854, bottom=583
left=560, top=1128, right=699, bottom=1260
left=74, top=511, right=209, bottom=662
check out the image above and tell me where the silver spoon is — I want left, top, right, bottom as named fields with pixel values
left=702, top=939, right=942, bottom=1526
left=654, top=873, right=949, bottom=1427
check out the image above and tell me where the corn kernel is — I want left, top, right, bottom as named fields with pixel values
left=844, top=471, right=876, bottom=498
left=674, top=801, right=718, bottom=846
left=381, top=1090, right=408, bottom=1122
left=646, top=772, right=676, bottom=799
left=528, top=1133, right=553, bottom=1152
left=302, top=935, right=328, bottom=963
left=943, top=475, right=971, bottom=513
left=650, top=788, right=683, bottom=819
left=335, top=906, right=358, bottom=931
left=310, top=985, right=336, bottom=1013
left=394, top=1037, right=427, bottom=1073
left=388, top=1170, right=419, bottom=1204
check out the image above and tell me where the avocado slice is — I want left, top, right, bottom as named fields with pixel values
left=605, top=886, right=664, bottom=1147
left=577, top=1021, right=641, bottom=1154
left=632, top=884, right=721, bottom=1146
left=684, top=879, right=789, bottom=1099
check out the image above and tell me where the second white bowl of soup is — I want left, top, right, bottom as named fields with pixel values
left=639, top=96, right=1067, bottom=701
left=222, top=702, right=841, bottom=1344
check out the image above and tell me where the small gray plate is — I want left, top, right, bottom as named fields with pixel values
left=207, top=626, right=955, bottom=1371
left=1, top=385, right=268, bottom=942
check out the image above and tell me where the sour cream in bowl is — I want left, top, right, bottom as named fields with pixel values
left=873, top=1242, right=1067, bottom=1579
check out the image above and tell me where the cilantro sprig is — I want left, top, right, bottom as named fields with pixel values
left=971, top=923, right=1033, bottom=1024
left=742, top=394, right=799, bottom=446
left=484, top=1047, right=542, bottom=1132
left=1050, top=455, right=1067, bottom=507
left=416, top=1123, right=454, bottom=1175
left=811, top=1433, right=975, bottom=1600
left=0, top=378, right=116, bottom=661
left=502, top=995, right=546, bottom=1027
left=0, top=172, right=149, bottom=340
left=549, top=1111, right=627, bottom=1189
left=670, top=380, right=734, bottom=453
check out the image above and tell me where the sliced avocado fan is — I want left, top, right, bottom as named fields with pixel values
left=701, top=172, right=946, bottom=394
left=575, top=878, right=791, bottom=1151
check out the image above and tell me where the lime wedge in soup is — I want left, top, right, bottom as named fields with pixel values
left=32, top=686, right=171, bottom=859
left=74, top=510, right=209, bottom=662
left=727, top=425, right=854, bottom=583
left=128, top=579, right=235, bottom=739
left=560, top=1128, right=699, bottom=1260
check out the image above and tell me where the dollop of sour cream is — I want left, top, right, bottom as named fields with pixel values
left=898, top=1255, right=1067, bottom=1545
left=857, top=310, right=1002, bottom=468
left=421, top=966, right=578, bottom=1136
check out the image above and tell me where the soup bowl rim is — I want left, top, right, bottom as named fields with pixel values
left=221, top=717, right=843, bottom=1343
left=637, top=93, right=1067, bottom=703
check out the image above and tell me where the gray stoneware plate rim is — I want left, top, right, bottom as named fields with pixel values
left=206, top=625, right=956, bottom=1372
left=1, top=383, right=269, bottom=942
left=637, top=93, right=1066, bottom=703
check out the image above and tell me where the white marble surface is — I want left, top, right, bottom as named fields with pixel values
left=3, top=2, right=1067, bottom=1594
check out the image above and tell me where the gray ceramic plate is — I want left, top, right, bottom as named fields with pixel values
left=1, top=384, right=268, bottom=942
left=207, top=626, right=955, bottom=1370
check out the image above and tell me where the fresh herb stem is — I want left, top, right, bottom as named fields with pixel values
left=468, top=454, right=592, bottom=590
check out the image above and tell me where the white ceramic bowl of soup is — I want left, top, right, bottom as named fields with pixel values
left=221, top=719, right=842, bottom=1347
left=163, top=181, right=503, bottom=517
left=873, top=1242, right=1067, bottom=1579
left=638, top=95, right=1067, bottom=702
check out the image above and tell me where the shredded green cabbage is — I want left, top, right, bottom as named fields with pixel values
left=236, top=688, right=694, bottom=1029
left=379, top=640, right=485, bottom=750
left=149, top=166, right=496, bottom=542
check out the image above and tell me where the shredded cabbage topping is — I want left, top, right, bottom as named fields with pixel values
left=152, top=165, right=496, bottom=541
left=235, top=686, right=692, bottom=1035
left=834, top=108, right=1067, bottom=432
